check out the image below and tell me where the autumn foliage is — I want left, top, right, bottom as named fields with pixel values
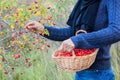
left=0, top=0, right=54, bottom=75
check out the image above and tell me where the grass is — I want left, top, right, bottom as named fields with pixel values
left=111, top=43, right=120, bottom=80
left=0, top=41, right=74, bottom=80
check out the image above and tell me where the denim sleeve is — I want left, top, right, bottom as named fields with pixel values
left=43, top=26, right=74, bottom=41
left=71, top=0, right=120, bottom=48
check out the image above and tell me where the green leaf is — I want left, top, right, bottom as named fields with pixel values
left=44, top=29, right=50, bottom=36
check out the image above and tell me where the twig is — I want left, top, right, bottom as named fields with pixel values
left=0, top=35, right=11, bottom=42
left=2, top=20, right=10, bottom=26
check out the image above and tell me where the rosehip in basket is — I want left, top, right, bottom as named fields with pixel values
left=74, top=48, right=96, bottom=56
left=54, top=48, right=96, bottom=57
left=54, top=51, right=72, bottom=57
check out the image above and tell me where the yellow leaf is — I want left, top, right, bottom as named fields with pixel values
left=0, top=64, right=2, bottom=70
left=20, top=23, right=24, bottom=27
left=13, top=13, right=18, bottom=18
left=11, top=25, right=14, bottom=29
left=41, top=45, right=45, bottom=50
left=36, top=11, right=41, bottom=16
left=17, top=8, right=23, bottom=12
left=25, top=17, right=29, bottom=21
left=41, top=4, right=47, bottom=18
left=0, top=56, right=2, bottom=59
left=16, top=40, right=24, bottom=48
left=3, top=15, right=8, bottom=20
left=12, top=55, right=14, bottom=57
left=1, top=1, right=6, bottom=5
left=37, top=63, right=40, bottom=67
left=0, top=49, right=5, bottom=54
left=21, top=18, right=24, bottom=22
left=22, top=35, right=27, bottom=40
left=35, top=39, right=38, bottom=42
left=48, top=20, right=51, bottom=24
left=42, top=9, right=47, bottom=18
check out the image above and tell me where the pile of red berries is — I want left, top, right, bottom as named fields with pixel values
left=54, top=49, right=96, bottom=57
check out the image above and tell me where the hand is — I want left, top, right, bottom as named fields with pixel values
left=58, top=39, right=75, bottom=52
left=25, top=21, right=44, bottom=34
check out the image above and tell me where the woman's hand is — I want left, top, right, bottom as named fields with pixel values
left=25, top=21, right=44, bottom=34
left=58, top=39, right=75, bottom=52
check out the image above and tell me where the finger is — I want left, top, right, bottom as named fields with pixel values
left=58, top=43, right=67, bottom=52
left=63, top=43, right=74, bottom=52
left=31, top=29, right=38, bottom=33
left=26, top=25, right=37, bottom=31
left=25, top=21, right=37, bottom=28
left=58, top=43, right=66, bottom=53
left=26, top=26, right=36, bottom=33
left=62, top=43, right=68, bottom=52
left=26, top=22, right=34, bottom=27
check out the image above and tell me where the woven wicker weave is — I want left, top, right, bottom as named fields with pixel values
left=52, top=49, right=98, bottom=72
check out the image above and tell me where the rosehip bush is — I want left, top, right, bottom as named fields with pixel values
left=0, top=0, right=56, bottom=76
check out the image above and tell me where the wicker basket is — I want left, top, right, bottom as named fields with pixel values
left=52, top=30, right=98, bottom=72
left=52, top=49, right=98, bottom=72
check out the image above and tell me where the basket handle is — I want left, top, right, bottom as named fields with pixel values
left=75, top=30, right=87, bottom=36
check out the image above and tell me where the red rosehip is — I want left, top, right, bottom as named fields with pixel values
left=37, top=47, right=42, bottom=50
left=27, top=4, right=31, bottom=6
left=26, top=58, right=30, bottom=63
left=35, top=6, right=39, bottom=9
left=27, top=63, right=32, bottom=67
left=2, top=58, right=5, bottom=62
left=26, top=26, right=29, bottom=29
left=16, top=64, right=19, bottom=66
left=11, top=67, right=15, bottom=71
left=14, top=54, right=21, bottom=59
left=47, top=6, right=51, bottom=9
left=0, top=24, right=3, bottom=28
left=4, top=71, right=8, bottom=75
left=34, top=0, right=38, bottom=4
left=47, top=16, right=52, bottom=20
left=60, top=52, right=72, bottom=57
left=47, top=44, right=50, bottom=48
left=28, top=8, right=32, bottom=10
left=15, top=20, right=19, bottom=23
left=52, top=22, right=56, bottom=26
left=54, top=52, right=59, bottom=57
left=37, top=20, right=41, bottom=23
left=1, top=32, right=4, bottom=35
left=33, top=11, right=37, bottom=14
left=32, top=42, right=36, bottom=45
left=19, top=31, right=23, bottom=35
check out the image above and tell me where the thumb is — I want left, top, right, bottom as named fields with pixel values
left=57, top=44, right=65, bottom=53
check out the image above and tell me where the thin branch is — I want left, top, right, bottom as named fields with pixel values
left=2, top=20, right=10, bottom=26
left=0, top=35, right=11, bottom=42
left=0, top=16, right=10, bottom=26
